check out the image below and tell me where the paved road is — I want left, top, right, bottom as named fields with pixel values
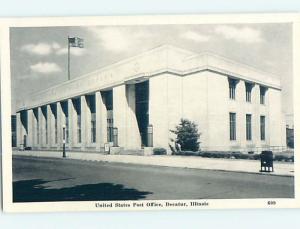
left=13, top=156, right=294, bottom=202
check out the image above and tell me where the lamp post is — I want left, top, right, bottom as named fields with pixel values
left=62, top=124, right=66, bottom=158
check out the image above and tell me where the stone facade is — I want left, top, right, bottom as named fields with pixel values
left=15, top=45, right=286, bottom=153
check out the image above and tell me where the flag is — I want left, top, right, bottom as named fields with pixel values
left=68, top=37, right=84, bottom=48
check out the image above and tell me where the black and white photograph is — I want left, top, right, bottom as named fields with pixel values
left=1, top=14, right=299, bottom=212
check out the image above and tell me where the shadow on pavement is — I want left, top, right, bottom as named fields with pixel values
left=13, top=179, right=152, bottom=202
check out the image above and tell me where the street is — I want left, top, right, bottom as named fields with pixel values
left=13, top=155, right=294, bottom=202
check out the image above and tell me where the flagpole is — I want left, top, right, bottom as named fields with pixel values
left=67, top=36, right=70, bottom=81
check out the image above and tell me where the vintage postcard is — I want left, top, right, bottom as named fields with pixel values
left=0, top=13, right=299, bottom=212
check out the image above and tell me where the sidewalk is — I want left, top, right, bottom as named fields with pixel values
left=13, top=150, right=294, bottom=177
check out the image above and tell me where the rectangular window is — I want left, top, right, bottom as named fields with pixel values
left=91, top=113, right=96, bottom=143
left=246, top=114, right=252, bottom=140
left=260, top=115, right=266, bottom=140
left=229, top=112, right=236, bottom=140
left=77, top=113, right=81, bottom=143
left=245, top=83, right=252, bottom=102
left=228, top=79, right=236, bottom=100
left=73, top=98, right=81, bottom=143
left=86, top=94, right=96, bottom=143
left=107, top=110, right=114, bottom=142
left=260, top=86, right=266, bottom=105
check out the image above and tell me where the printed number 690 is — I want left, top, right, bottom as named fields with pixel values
left=267, top=201, right=276, bottom=205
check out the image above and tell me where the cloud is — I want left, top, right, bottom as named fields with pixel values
left=21, top=42, right=61, bottom=56
left=181, top=31, right=210, bottom=42
left=214, top=25, right=263, bottom=43
left=30, top=62, right=62, bottom=74
left=21, top=41, right=86, bottom=57
left=52, top=42, right=61, bottom=50
left=56, top=47, right=86, bottom=56
left=87, top=27, right=151, bottom=52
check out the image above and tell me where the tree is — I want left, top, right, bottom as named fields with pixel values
left=170, top=118, right=200, bottom=152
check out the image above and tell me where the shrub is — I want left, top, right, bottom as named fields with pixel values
left=153, top=147, right=167, bottom=155
left=174, top=151, right=200, bottom=156
left=170, top=118, right=200, bottom=152
left=274, top=154, right=294, bottom=162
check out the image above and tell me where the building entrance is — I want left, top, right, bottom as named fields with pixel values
left=135, top=80, right=149, bottom=147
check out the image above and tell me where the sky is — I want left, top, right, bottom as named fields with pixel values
left=10, top=23, right=293, bottom=120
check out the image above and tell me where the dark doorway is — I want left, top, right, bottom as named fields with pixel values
left=135, top=80, right=149, bottom=147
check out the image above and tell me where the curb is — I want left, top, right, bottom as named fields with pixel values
left=12, top=153, right=294, bottom=178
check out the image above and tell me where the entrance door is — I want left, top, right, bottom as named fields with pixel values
left=135, top=80, right=149, bottom=147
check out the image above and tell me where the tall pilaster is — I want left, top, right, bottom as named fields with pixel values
left=68, top=99, right=75, bottom=149
left=81, top=95, right=88, bottom=150
left=38, top=107, right=43, bottom=148
left=57, top=102, right=63, bottom=149
left=125, top=84, right=141, bottom=149
left=27, top=109, right=34, bottom=147
left=49, top=104, right=56, bottom=147
left=113, top=85, right=127, bottom=148
left=47, top=105, right=52, bottom=148
left=16, top=112, right=22, bottom=148
left=96, top=91, right=106, bottom=150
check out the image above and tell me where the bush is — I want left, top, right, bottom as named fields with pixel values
left=198, top=151, right=235, bottom=159
left=173, top=151, right=200, bottom=156
left=170, top=119, right=200, bottom=152
left=153, top=147, right=167, bottom=155
left=197, top=151, right=261, bottom=160
left=274, top=154, right=294, bottom=162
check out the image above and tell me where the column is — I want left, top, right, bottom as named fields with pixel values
left=57, top=102, right=63, bottom=149
left=49, top=104, right=56, bottom=146
left=85, top=96, right=92, bottom=146
left=47, top=105, right=52, bottom=148
left=113, top=85, right=127, bottom=148
left=27, top=109, right=34, bottom=147
left=96, top=91, right=106, bottom=150
left=126, top=84, right=141, bottom=149
left=38, top=107, right=43, bottom=148
left=16, top=112, right=22, bottom=148
left=68, top=99, right=75, bottom=149
left=252, top=84, right=260, bottom=148
left=81, top=95, right=88, bottom=150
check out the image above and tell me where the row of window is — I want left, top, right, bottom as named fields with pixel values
left=34, top=112, right=95, bottom=145
left=34, top=91, right=113, bottom=144
left=228, top=79, right=267, bottom=104
left=229, top=113, right=266, bottom=141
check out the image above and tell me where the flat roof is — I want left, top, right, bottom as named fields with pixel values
left=16, top=44, right=281, bottom=111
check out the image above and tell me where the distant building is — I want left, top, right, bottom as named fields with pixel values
left=11, top=115, right=17, bottom=147
left=15, top=45, right=286, bottom=154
